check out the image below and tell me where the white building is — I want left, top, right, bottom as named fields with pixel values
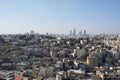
left=56, top=71, right=64, bottom=80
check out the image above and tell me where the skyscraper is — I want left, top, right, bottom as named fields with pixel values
left=73, top=29, right=76, bottom=36
left=84, top=30, right=86, bottom=36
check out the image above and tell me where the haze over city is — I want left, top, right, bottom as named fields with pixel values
left=0, top=0, right=120, bottom=34
left=1, top=1, right=120, bottom=80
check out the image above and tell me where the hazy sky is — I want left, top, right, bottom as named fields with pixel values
left=0, top=0, right=120, bottom=34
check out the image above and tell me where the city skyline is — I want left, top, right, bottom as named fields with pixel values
left=0, top=0, right=120, bottom=34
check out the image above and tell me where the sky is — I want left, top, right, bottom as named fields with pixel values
left=0, top=0, right=120, bottom=34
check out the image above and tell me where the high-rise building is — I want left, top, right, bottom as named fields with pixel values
left=70, top=30, right=72, bottom=35
left=84, top=30, right=86, bottom=36
left=73, top=29, right=76, bottom=35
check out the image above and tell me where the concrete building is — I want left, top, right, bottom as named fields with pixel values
left=56, top=71, right=64, bottom=80
left=76, top=47, right=86, bottom=59
left=0, top=70, right=14, bottom=80
left=87, top=54, right=98, bottom=67
left=67, top=69, right=85, bottom=79
left=39, top=67, right=54, bottom=77
left=14, top=71, right=23, bottom=79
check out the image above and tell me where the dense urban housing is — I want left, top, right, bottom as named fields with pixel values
left=0, top=30, right=120, bottom=80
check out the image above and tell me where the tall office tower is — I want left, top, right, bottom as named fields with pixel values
left=84, top=30, right=86, bottom=36
left=80, top=30, right=82, bottom=35
left=70, top=30, right=72, bottom=35
left=73, top=28, right=76, bottom=35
